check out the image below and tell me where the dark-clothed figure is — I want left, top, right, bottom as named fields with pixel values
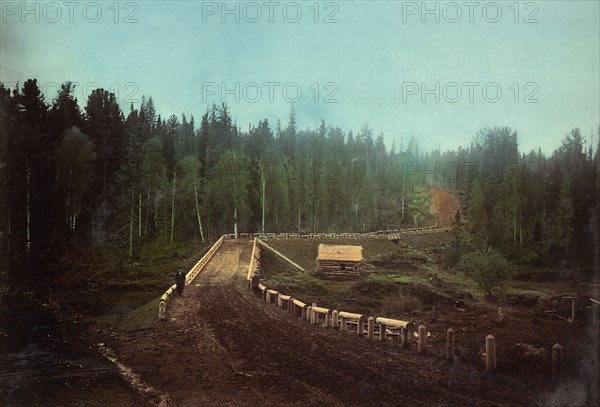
left=175, top=268, right=185, bottom=296
left=251, top=273, right=261, bottom=297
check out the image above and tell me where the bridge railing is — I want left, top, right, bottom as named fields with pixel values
left=159, top=235, right=225, bottom=320
left=232, top=226, right=451, bottom=241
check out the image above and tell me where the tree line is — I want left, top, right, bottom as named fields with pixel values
left=0, top=80, right=598, bottom=275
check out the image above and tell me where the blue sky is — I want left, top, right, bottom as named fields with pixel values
left=1, top=0, right=599, bottom=154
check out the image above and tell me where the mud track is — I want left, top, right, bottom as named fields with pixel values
left=430, top=188, right=460, bottom=228
left=112, top=240, right=532, bottom=406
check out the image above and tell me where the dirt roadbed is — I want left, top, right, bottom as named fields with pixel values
left=98, top=240, right=587, bottom=406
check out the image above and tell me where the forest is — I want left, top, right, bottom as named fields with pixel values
left=0, top=79, right=598, bottom=277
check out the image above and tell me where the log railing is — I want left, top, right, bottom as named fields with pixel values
left=159, top=235, right=225, bottom=320
left=227, top=226, right=451, bottom=242
left=246, top=237, right=260, bottom=288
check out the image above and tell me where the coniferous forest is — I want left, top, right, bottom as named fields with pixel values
left=1, top=80, right=599, bottom=277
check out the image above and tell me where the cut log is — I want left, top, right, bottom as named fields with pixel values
left=339, top=311, right=363, bottom=320
left=312, top=306, right=330, bottom=314
left=375, top=317, right=414, bottom=330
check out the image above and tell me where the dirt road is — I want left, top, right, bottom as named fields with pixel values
left=110, top=239, right=535, bottom=406
left=430, top=188, right=460, bottom=227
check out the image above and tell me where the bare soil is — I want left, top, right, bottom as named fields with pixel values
left=93, top=240, right=599, bottom=406
left=430, top=187, right=460, bottom=227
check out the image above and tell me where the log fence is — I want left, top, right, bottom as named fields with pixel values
left=311, top=305, right=332, bottom=327
left=375, top=317, right=413, bottom=348
left=223, top=226, right=452, bottom=243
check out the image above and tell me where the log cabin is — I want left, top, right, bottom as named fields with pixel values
left=316, top=244, right=364, bottom=279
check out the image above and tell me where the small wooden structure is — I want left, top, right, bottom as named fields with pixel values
left=316, top=244, right=364, bottom=279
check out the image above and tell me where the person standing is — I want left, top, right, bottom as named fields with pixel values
left=251, top=273, right=261, bottom=297
left=175, top=267, right=186, bottom=296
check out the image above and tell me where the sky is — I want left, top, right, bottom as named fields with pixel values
left=1, top=0, right=599, bottom=154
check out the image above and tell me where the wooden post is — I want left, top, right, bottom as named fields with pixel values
left=266, top=290, right=271, bottom=303
left=447, top=328, right=455, bottom=363
left=159, top=301, right=166, bottom=320
left=571, top=298, right=575, bottom=322
left=301, top=305, right=307, bottom=320
left=357, top=316, right=365, bottom=336
left=306, top=306, right=312, bottom=323
left=277, top=294, right=283, bottom=308
left=418, top=325, right=427, bottom=353
left=332, top=310, right=339, bottom=328
left=340, top=316, right=347, bottom=331
left=403, top=327, right=410, bottom=349
left=552, top=343, right=563, bottom=382
left=311, top=303, right=317, bottom=324
left=485, top=334, right=496, bottom=372
left=325, top=312, right=331, bottom=327
left=367, top=317, right=374, bottom=339
left=379, top=323, right=387, bottom=341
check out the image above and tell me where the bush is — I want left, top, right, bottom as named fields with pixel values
left=459, top=248, right=513, bottom=297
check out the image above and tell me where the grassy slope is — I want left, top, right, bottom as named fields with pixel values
left=0, top=239, right=214, bottom=339
left=260, top=237, right=585, bottom=322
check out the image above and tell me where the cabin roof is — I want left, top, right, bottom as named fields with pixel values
left=317, top=244, right=363, bottom=262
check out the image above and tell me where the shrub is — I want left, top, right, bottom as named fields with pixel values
left=459, top=248, right=513, bottom=297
